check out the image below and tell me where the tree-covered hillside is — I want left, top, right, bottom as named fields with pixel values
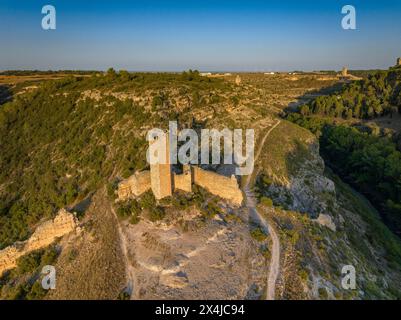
left=0, top=70, right=235, bottom=249
left=320, top=126, right=401, bottom=235
left=297, top=66, right=401, bottom=119
left=287, top=66, right=401, bottom=237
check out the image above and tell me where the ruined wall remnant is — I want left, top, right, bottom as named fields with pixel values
left=192, top=167, right=243, bottom=206
left=397, top=57, right=401, bottom=66
left=341, top=67, right=348, bottom=77
left=235, top=75, right=242, bottom=85
left=117, top=171, right=151, bottom=201
left=174, top=165, right=192, bottom=193
left=0, top=209, right=78, bottom=275
left=118, top=132, right=243, bottom=206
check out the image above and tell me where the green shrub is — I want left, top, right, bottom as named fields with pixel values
left=260, top=245, right=271, bottom=259
left=40, top=245, right=59, bottom=266
left=250, top=227, right=268, bottom=242
left=148, top=206, right=165, bottom=222
left=201, top=201, right=222, bottom=220
left=116, top=200, right=142, bottom=224
left=26, top=281, right=47, bottom=300
left=117, top=290, right=131, bottom=300
left=17, top=250, right=43, bottom=274
left=318, top=287, right=329, bottom=300
left=260, top=197, right=273, bottom=207
left=139, top=192, right=157, bottom=210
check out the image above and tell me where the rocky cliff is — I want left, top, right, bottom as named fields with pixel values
left=0, top=209, right=78, bottom=275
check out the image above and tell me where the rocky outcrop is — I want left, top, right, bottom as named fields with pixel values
left=268, top=139, right=337, bottom=218
left=314, top=214, right=336, bottom=232
left=0, top=209, right=78, bottom=275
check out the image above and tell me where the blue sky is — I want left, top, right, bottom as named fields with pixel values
left=1, top=0, right=401, bottom=71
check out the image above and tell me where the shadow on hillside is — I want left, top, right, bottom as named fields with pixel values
left=70, top=194, right=93, bottom=218
left=255, top=131, right=326, bottom=218
left=283, top=82, right=345, bottom=114
left=0, top=85, right=12, bottom=105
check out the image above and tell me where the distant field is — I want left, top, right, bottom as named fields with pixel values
left=0, top=73, right=92, bottom=85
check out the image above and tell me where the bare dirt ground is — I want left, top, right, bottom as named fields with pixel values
left=119, top=206, right=267, bottom=300
left=47, top=189, right=126, bottom=300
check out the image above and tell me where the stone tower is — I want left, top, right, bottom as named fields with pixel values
left=149, top=132, right=173, bottom=200
left=341, top=67, right=348, bottom=77
left=397, top=58, right=401, bottom=66
left=235, top=75, right=242, bottom=85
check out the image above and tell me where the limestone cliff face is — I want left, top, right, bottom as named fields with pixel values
left=266, top=131, right=337, bottom=218
left=0, top=209, right=78, bottom=275
left=285, top=141, right=336, bottom=218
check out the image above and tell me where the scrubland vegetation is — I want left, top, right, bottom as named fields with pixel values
left=2, top=66, right=401, bottom=299
left=296, top=66, right=401, bottom=119
left=0, top=245, right=59, bottom=299
left=0, top=69, right=233, bottom=249
left=287, top=66, right=401, bottom=237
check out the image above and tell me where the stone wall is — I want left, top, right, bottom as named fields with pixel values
left=117, top=171, right=151, bottom=201
left=398, top=57, right=401, bottom=66
left=174, top=165, right=192, bottom=193
left=0, top=209, right=78, bottom=275
left=192, top=167, right=243, bottom=206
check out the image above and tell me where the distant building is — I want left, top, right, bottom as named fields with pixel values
left=235, top=75, right=242, bottom=85
left=397, top=58, right=401, bottom=66
left=200, top=72, right=212, bottom=77
left=338, top=66, right=362, bottom=82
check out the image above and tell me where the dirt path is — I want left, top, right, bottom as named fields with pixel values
left=111, top=206, right=137, bottom=299
left=244, top=120, right=281, bottom=300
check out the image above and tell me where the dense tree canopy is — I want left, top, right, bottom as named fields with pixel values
left=320, top=126, right=401, bottom=234
left=298, top=66, right=401, bottom=119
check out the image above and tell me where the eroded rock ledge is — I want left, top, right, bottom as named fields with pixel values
left=0, top=209, right=78, bottom=275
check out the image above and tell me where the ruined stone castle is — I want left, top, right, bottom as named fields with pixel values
left=117, top=133, right=243, bottom=206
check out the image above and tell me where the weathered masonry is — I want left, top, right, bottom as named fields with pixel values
left=117, top=134, right=243, bottom=206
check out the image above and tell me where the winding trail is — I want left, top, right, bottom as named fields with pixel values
left=244, top=120, right=281, bottom=300
left=111, top=206, right=137, bottom=299
left=111, top=120, right=281, bottom=300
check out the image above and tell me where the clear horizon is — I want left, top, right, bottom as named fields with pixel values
left=1, top=0, right=401, bottom=71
